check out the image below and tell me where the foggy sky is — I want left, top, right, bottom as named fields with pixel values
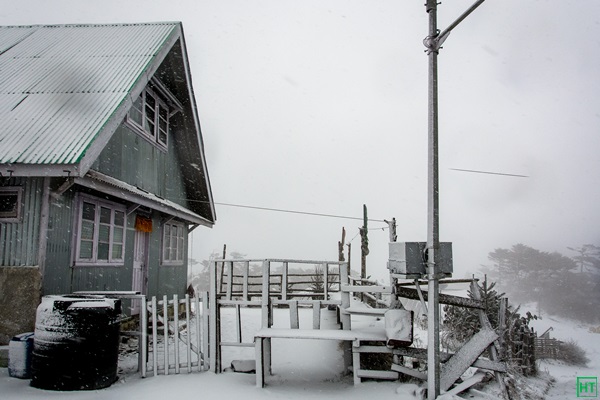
left=2, top=0, right=599, bottom=281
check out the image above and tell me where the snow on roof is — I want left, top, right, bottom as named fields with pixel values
left=0, top=22, right=178, bottom=166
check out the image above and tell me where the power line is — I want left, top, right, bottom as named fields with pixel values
left=449, top=168, right=529, bottom=178
left=214, top=201, right=387, bottom=223
left=185, top=198, right=387, bottom=223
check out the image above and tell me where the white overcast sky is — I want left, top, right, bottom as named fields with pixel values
left=2, top=0, right=599, bottom=280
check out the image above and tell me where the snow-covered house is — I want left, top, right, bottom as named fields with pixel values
left=0, top=22, right=216, bottom=343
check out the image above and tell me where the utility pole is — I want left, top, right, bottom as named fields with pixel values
left=423, top=1, right=488, bottom=398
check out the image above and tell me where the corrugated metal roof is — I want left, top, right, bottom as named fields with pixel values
left=0, top=22, right=178, bottom=166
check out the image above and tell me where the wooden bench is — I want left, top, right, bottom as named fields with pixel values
left=254, top=327, right=396, bottom=387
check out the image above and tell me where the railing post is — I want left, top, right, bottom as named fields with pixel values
left=243, top=261, right=249, bottom=301
left=282, top=261, right=288, bottom=301
left=323, top=263, right=329, bottom=301
left=209, top=260, right=220, bottom=373
left=261, top=260, right=271, bottom=328
left=340, top=262, right=351, bottom=330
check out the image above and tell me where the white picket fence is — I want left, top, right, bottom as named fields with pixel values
left=141, top=293, right=209, bottom=377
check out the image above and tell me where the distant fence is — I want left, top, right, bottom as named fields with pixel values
left=535, top=337, right=562, bottom=359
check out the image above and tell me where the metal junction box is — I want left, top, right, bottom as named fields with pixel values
left=387, top=242, right=453, bottom=277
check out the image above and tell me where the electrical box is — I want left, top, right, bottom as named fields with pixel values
left=387, top=242, right=453, bottom=277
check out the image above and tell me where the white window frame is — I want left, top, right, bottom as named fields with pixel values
left=125, top=87, right=170, bottom=150
left=75, top=194, right=127, bottom=266
left=0, top=186, right=23, bottom=222
left=162, top=221, right=186, bottom=266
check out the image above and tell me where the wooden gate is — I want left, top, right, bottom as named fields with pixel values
left=141, top=293, right=209, bottom=377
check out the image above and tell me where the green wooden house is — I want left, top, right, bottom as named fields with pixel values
left=0, top=22, right=216, bottom=343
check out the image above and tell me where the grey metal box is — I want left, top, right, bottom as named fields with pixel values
left=387, top=242, right=453, bottom=276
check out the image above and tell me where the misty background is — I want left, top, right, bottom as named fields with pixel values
left=2, top=1, right=599, bottom=286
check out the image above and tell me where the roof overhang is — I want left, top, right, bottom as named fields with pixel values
left=74, top=170, right=214, bottom=227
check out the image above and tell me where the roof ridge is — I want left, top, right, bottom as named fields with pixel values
left=0, top=21, right=181, bottom=29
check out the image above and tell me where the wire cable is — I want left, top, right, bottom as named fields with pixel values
left=184, top=198, right=387, bottom=223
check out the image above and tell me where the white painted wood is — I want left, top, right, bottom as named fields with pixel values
left=312, top=301, right=321, bottom=329
left=185, top=294, right=192, bottom=373
left=163, top=295, right=168, bottom=375
left=201, top=292, right=209, bottom=371
left=152, top=296, right=158, bottom=376
left=209, top=261, right=218, bottom=373
left=173, top=294, right=180, bottom=374
left=141, top=295, right=147, bottom=377
left=290, top=301, right=299, bottom=329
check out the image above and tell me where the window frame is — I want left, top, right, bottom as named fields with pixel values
left=0, top=186, right=23, bottom=222
left=161, top=221, right=186, bottom=266
left=74, top=194, right=127, bottom=267
left=125, top=86, right=170, bottom=150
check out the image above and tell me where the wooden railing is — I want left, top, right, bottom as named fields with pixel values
left=208, top=259, right=350, bottom=372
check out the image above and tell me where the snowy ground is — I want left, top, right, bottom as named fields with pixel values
left=528, top=311, right=600, bottom=399
left=1, top=302, right=598, bottom=399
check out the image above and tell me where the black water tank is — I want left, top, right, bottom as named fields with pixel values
left=30, top=295, right=121, bottom=390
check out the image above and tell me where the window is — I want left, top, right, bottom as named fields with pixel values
left=162, top=222, right=185, bottom=265
left=76, top=195, right=126, bottom=265
left=126, top=87, right=170, bottom=149
left=0, top=187, right=23, bottom=221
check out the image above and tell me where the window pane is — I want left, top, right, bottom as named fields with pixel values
left=99, top=224, right=110, bottom=242
left=79, top=240, right=93, bottom=259
left=129, top=94, right=143, bottom=126
left=81, top=220, right=95, bottom=240
left=100, top=207, right=111, bottom=224
left=114, top=211, right=125, bottom=227
left=113, top=226, right=123, bottom=243
left=97, top=243, right=109, bottom=260
left=82, top=202, right=95, bottom=221
left=112, top=244, right=123, bottom=260
left=158, top=128, right=167, bottom=145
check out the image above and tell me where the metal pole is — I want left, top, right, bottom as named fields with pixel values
left=425, top=0, right=440, bottom=398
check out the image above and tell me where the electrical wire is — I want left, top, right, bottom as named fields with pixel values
left=184, top=198, right=387, bottom=223
left=449, top=168, right=529, bottom=178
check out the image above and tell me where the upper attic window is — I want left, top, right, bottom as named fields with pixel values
left=126, top=78, right=183, bottom=150
left=126, top=87, right=170, bottom=149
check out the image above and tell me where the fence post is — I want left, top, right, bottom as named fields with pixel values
left=141, top=295, right=147, bottom=378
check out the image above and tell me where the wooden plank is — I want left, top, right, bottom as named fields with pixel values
left=341, top=307, right=387, bottom=316
left=396, top=286, right=484, bottom=309
left=312, top=301, right=321, bottom=329
left=282, top=262, right=288, bottom=301
left=390, top=347, right=506, bottom=372
left=440, top=329, right=498, bottom=392
left=341, top=284, right=393, bottom=294
left=356, top=369, right=399, bottom=380
left=445, top=372, right=485, bottom=396
left=290, top=301, right=299, bottom=329
left=391, top=363, right=427, bottom=380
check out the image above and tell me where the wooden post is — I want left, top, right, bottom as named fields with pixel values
left=218, top=244, right=227, bottom=294
left=338, top=227, right=346, bottom=262
left=360, top=204, right=369, bottom=281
